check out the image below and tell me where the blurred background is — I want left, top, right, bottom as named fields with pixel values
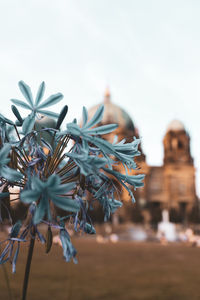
left=1, top=1, right=200, bottom=299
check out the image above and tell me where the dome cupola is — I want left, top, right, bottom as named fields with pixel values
left=88, top=88, right=135, bottom=132
left=167, top=120, right=185, bottom=132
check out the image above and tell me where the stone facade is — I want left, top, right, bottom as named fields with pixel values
left=88, top=90, right=198, bottom=224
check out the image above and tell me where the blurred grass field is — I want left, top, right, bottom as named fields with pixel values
left=1, top=238, right=200, bottom=300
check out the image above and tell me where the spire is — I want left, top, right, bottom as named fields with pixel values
left=104, top=87, right=111, bottom=103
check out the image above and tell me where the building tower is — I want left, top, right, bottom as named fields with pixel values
left=163, top=120, right=193, bottom=165
left=162, top=120, right=197, bottom=222
left=144, top=120, right=197, bottom=224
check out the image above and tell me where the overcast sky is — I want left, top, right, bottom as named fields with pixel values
left=0, top=0, right=200, bottom=194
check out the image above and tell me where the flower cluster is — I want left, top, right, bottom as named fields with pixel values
left=0, top=81, right=144, bottom=272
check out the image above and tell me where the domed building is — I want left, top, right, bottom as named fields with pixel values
left=87, top=88, right=146, bottom=162
left=87, top=91, right=198, bottom=224
left=87, top=89, right=147, bottom=223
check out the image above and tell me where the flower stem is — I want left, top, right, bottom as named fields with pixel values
left=21, top=227, right=36, bottom=300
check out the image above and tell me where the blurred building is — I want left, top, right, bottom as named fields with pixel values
left=88, top=89, right=198, bottom=225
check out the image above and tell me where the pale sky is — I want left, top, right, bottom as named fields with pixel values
left=0, top=1, right=200, bottom=194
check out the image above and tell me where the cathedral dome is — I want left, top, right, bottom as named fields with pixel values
left=88, top=88, right=135, bottom=131
left=167, top=119, right=185, bottom=132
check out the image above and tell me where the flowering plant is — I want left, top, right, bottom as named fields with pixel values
left=0, top=81, right=144, bottom=300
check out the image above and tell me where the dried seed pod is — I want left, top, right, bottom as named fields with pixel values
left=80, top=174, right=85, bottom=190
left=45, top=225, right=53, bottom=254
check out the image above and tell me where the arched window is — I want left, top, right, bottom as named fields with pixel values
left=178, top=140, right=183, bottom=149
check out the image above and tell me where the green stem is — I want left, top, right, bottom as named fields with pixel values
left=14, top=125, right=21, bottom=141
left=21, top=227, right=36, bottom=300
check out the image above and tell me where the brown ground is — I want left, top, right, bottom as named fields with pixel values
left=1, top=238, right=200, bottom=300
